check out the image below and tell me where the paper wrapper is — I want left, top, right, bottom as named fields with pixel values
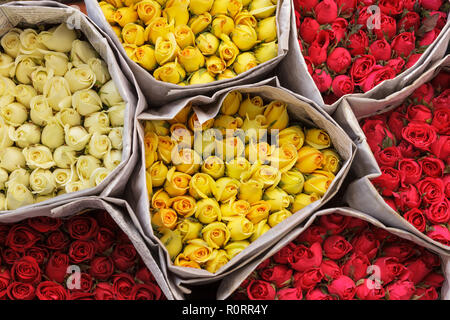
left=0, top=196, right=176, bottom=300
left=216, top=207, right=450, bottom=300
left=127, top=77, right=356, bottom=293
left=84, top=0, right=291, bottom=107
left=332, top=56, right=450, bottom=253
left=0, top=1, right=142, bottom=214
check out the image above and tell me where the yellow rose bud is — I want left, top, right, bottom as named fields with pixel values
left=279, top=169, right=304, bottom=194
left=220, top=199, right=250, bottom=219
left=189, top=13, right=212, bottom=35
left=174, top=253, right=201, bottom=268
left=159, top=229, right=183, bottom=260
left=241, top=114, right=268, bottom=142
left=193, top=128, right=220, bottom=155
left=144, top=130, right=159, bottom=154
left=213, top=115, right=243, bottom=134
left=145, top=119, right=170, bottom=136
left=133, top=45, right=158, bottom=71
left=216, top=135, right=245, bottom=162
left=257, top=16, right=277, bottom=42
left=295, top=146, right=324, bottom=174
left=218, top=34, right=239, bottom=66
left=188, top=113, right=214, bottom=132
left=202, top=222, right=230, bottom=248
left=233, top=52, right=258, bottom=74
left=152, top=188, right=171, bottom=209
left=169, top=104, right=192, bottom=124
left=250, top=219, right=270, bottom=242
left=224, top=240, right=249, bottom=259
left=195, top=198, right=221, bottom=224
left=304, top=170, right=335, bottom=196
left=144, top=135, right=158, bottom=168
left=292, top=192, right=320, bottom=212
left=213, top=177, right=240, bottom=202
left=170, top=123, right=193, bottom=147
left=163, top=3, right=190, bottom=27
left=278, top=126, right=305, bottom=150
left=183, top=238, right=213, bottom=263
left=322, top=149, right=341, bottom=174
left=105, top=0, right=123, bottom=7
left=114, top=7, right=138, bottom=27
left=226, top=157, right=250, bottom=180
left=227, top=216, right=254, bottom=240
left=164, top=167, right=191, bottom=196
left=146, top=170, right=154, bottom=198
left=170, top=195, right=197, bottom=217
left=254, top=41, right=278, bottom=63
left=189, top=0, right=214, bottom=14
left=123, top=43, right=137, bottom=59
left=189, top=69, right=216, bottom=85
left=270, top=143, right=298, bottom=173
left=174, top=25, right=195, bottom=49
left=245, top=141, right=274, bottom=164
left=122, top=23, right=145, bottom=45
left=238, top=179, right=263, bottom=203
left=305, top=128, right=332, bottom=150
left=211, top=15, right=235, bottom=38
left=262, top=187, right=293, bottom=212
left=220, top=90, right=242, bottom=115
left=153, top=61, right=186, bottom=84
left=268, top=209, right=292, bottom=227
left=148, top=161, right=168, bottom=187
left=189, top=172, right=215, bottom=199
left=210, top=0, right=229, bottom=15
left=135, top=0, right=161, bottom=25
left=177, top=46, right=205, bottom=73
left=227, top=0, right=243, bottom=18
left=196, top=33, right=219, bottom=56
left=234, top=10, right=257, bottom=28
left=217, top=68, right=237, bottom=80
left=246, top=200, right=271, bottom=224
left=144, top=17, right=175, bottom=45
left=231, top=24, right=258, bottom=51
left=263, top=100, right=289, bottom=130
left=251, top=164, right=281, bottom=188
left=152, top=208, right=178, bottom=230
left=99, top=2, right=117, bottom=24
left=201, top=155, right=225, bottom=179
left=206, top=56, right=227, bottom=75
left=205, top=250, right=229, bottom=273
left=249, top=0, right=276, bottom=19
left=172, top=148, right=201, bottom=175
left=238, top=94, right=265, bottom=119
left=177, top=218, right=203, bottom=241
left=155, top=33, right=179, bottom=65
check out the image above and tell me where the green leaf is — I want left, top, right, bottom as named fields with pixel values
left=381, top=135, right=394, bottom=149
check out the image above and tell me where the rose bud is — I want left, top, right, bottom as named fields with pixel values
left=40, top=24, right=79, bottom=53
left=411, top=82, right=434, bottom=104
left=246, top=280, right=276, bottom=300
left=189, top=68, right=216, bottom=85
left=218, top=34, right=239, bottom=67
left=288, top=242, right=322, bottom=272
left=294, top=0, right=318, bottom=14
left=14, top=84, right=37, bottom=107
left=159, top=229, right=183, bottom=260
left=369, top=39, right=391, bottom=61
left=326, top=47, right=352, bottom=74
left=6, top=183, right=34, bottom=210
left=328, top=275, right=356, bottom=300
left=399, top=12, right=420, bottom=33
left=195, top=32, right=219, bottom=56
left=305, top=287, right=335, bottom=300
left=224, top=240, right=249, bottom=259
left=205, top=55, right=226, bottom=75
left=201, top=156, right=225, bottom=179
left=386, top=280, right=416, bottom=300
left=263, top=100, right=289, bottom=130
left=355, top=279, right=386, bottom=300
left=304, top=170, right=334, bottom=197
left=332, top=75, right=354, bottom=98
left=419, top=0, right=443, bottom=10
left=323, top=235, right=352, bottom=260
left=299, top=18, right=320, bottom=44
left=227, top=216, right=254, bottom=241
left=312, top=69, right=332, bottom=93
left=182, top=238, right=213, bottom=264
left=134, top=0, right=161, bottom=24
left=295, top=146, right=324, bottom=174
left=250, top=219, right=271, bottom=242
left=205, top=249, right=229, bottom=273
left=210, top=15, right=234, bottom=39
left=233, top=52, right=258, bottom=75
left=308, top=31, right=330, bottom=65
left=220, top=90, right=242, bottom=115
left=154, top=61, right=186, bottom=84
left=276, top=287, right=302, bottom=300
left=414, top=287, right=439, bottom=300
left=320, top=259, right=342, bottom=280
left=279, top=169, right=305, bottom=194
left=347, top=30, right=369, bottom=56
left=188, top=12, right=212, bottom=35
left=292, top=193, right=320, bottom=212
left=254, top=41, right=278, bottom=64
left=195, top=198, right=221, bottom=224
left=0, top=146, right=26, bottom=172
left=248, top=0, right=276, bottom=19
left=177, top=218, right=203, bottom=242
left=374, top=14, right=397, bottom=40
left=426, top=225, right=450, bottom=246
left=99, top=1, right=117, bottom=24
left=238, top=94, right=265, bottom=119
left=432, top=108, right=450, bottom=135
left=371, top=167, right=400, bottom=196
left=315, top=0, right=338, bottom=24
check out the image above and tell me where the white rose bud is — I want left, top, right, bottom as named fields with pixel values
left=38, top=23, right=77, bottom=53
left=0, top=147, right=26, bottom=172
left=88, top=132, right=111, bottom=159
left=6, top=182, right=34, bottom=210
left=64, top=65, right=96, bottom=93
left=108, top=127, right=123, bottom=150
left=0, top=168, right=8, bottom=189
left=103, top=149, right=122, bottom=170
left=53, top=168, right=73, bottom=188
left=64, top=126, right=91, bottom=151
left=108, top=102, right=125, bottom=127
left=72, top=89, right=102, bottom=116
left=35, top=194, right=54, bottom=203
left=76, top=155, right=101, bottom=181
left=90, top=167, right=110, bottom=187
left=0, top=192, right=6, bottom=210
left=88, top=57, right=111, bottom=85
left=84, top=112, right=110, bottom=134
left=43, top=76, right=72, bottom=111
left=0, top=77, right=16, bottom=108
left=0, top=102, right=28, bottom=127
left=11, top=123, right=41, bottom=148
left=14, top=84, right=37, bottom=108
left=71, top=40, right=99, bottom=67
left=41, top=121, right=65, bottom=149
left=5, top=168, right=30, bottom=188
left=30, top=95, right=53, bottom=126
left=15, top=56, right=37, bottom=85
left=29, top=168, right=56, bottom=195
left=0, top=117, right=14, bottom=149
left=23, top=144, right=56, bottom=169
left=31, top=67, right=54, bottom=94
left=0, top=53, right=14, bottom=78
left=44, top=52, right=69, bottom=77
left=99, top=80, right=123, bottom=107
left=53, top=146, right=77, bottom=169
left=20, top=29, right=46, bottom=54
left=55, top=108, right=81, bottom=127
left=65, top=179, right=90, bottom=193
left=1, top=29, right=22, bottom=58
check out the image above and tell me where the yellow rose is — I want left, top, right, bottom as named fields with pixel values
left=153, top=61, right=186, bottom=84
left=295, top=146, right=324, bottom=174
left=322, top=149, right=341, bottom=174
left=112, top=26, right=123, bottom=40
left=41, top=121, right=65, bottom=150
left=189, top=13, right=212, bottom=34
left=144, top=131, right=158, bottom=162
left=220, top=90, right=242, bottom=115
left=251, top=164, right=281, bottom=188
left=144, top=17, right=175, bottom=45
left=256, top=16, right=277, bottom=42
left=189, top=69, right=216, bottom=85
left=205, top=250, right=229, bottom=273
left=146, top=170, right=153, bottom=198
left=135, top=0, right=161, bottom=24
left=263, top=100, right=289, bottom=130
left=202, top=222, right=230, bottom=248
left=152, top=188, right=171, bottom=209
left=217, top=68, right=236, bottom=80
left=114, top=7, right=138, bottom=27
left=279, top=169, right=304, bottom=194
left=145, top=150, right=158, bottom=170
left=76, top=155, right=101, bottom=181
left=174, top=25, right=195, bottom=49
left=163, top=3, right=190, bottom=27
left=164, top=167, right=191, bottom=196
left=157, top=135, right=176, bottom=163
left=206, top=56, right=227, bottom=75
left=183, top=239, right=213, bottom=264
left=100, top=2, right=118, bottom=24
left=241, top=114, right=268, bottom=142
left=196, top=33, right=219, bottom=56
left=213, top=115, right=243, bottom=134
left=123, top=43, right=137, bottom=59
left=224, top=240, right=249, bottom=259
left=189, top=172, right=215, bottom=199
left=233, top=52, right=258, bottom=74
left=225, top=157, right=250, bottom=180
left=188, top=113, right=214, bottom=131
left=193, top=127, right=219, bottom=156
left=178, top=46, right=205, bottom=73
left=174, top=254, right=201, bottom=268
left=170, top=123, right=193, bottom=147
left=270, top=143, right=298, bottom=173
left=220, top=199, right=250, bottom=219
left=246, top=200, right=271, bottom=224
left=23, top=145, right=56, bottom=170
left=169, top=104, right=192, bottom=124
left=248, top=0, right=276, bottom=19
left=304, top=170, right=335, bottom=196
left=145, top=119, right=170, bottom=136
left=227, top=216, right=254, bottom=240
left=122, top=23, right=145, bottom=45
left=231, top=24, right=258, bottom=51
left=305, top=128, right=331, bottom=150
left=71, top=40, right=99, bottom=68
left=250, top=219, right=270, bottom=242
left=211, top=15, right=235, bottom=38
left=268, top=209, right=292, bottom=227
left=170, top=195, right=197, bottom=217
left=218, top=34, right=239, bottom=66
left=6, top=183, right=34, bottom=210
left=177, top=218, right=203, bottom=241
left=148, top=161, right=168, bottom=187
left=238, top=94, right=264, bottom=119
left=133, top=45, right=158, bottom=71
left=234, top=10, right=257, bottom=28
left=262, top=187, right=293, bottom=212
left=210, top=0, right=229, bottom=15
left=201, top=156, right=225, bottom=179
left=227, top=0, right=243, bottom=18
left=189, top=0, right=214, bottom=14
left=155, top=33, right=179, bottom=65
left=216, top=135, right=245, bottom=162
left=159, top=229, right=183, bottom=260
left=278, top=126, right=305, bottom=150
left=238, top=179, right=263, bottom=203
left=152, top=208, right=178, bottom=230
left=195, top=198, right=221, bottom=224
left=245, top=141, right=274, bottom=164
left=213, top=177, right=239, bottom=202
left=255, top=41, right=278, bottom=63
left=172, top=148, right=201, bottom=175
left=291, top=193, right=320, bottom=212
left=0, top=29, right=21, bottom=59
left=105, top=0, right=123, bottom=7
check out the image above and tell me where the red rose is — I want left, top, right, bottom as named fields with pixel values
left=94, top=210, right=120, bottom=231
left=431, top=71, right=450, bottom=90
left=288, top=242, right=322, bottom=272
left=419, top=0, right=443, bottom=10
left=246, top=280, right=276, bottom=300
left=431, top=108, right=450, bottom=135
left=342, top=254, right=370, bottom=281
left=419, top=248, right=441, bottom=267
left=398, top=141, right=421, bottom=160
left=260, top=265, right=292, bottom=288
left=0, top=224, right=10, bottom=246
left=351, top=56, right=377, bottom=86
left=406, top=53, right=422, bottom=68
left=94, top=282, right=115, bottom=300
left=130, top=283, right=162, bottom=300
left=1, top=249, right=22, bottom=265
left=371, top=167, right=400, bottom=197
left=7, top=282, right=35, bottom=300
left=411, top=83, right=435, bottom=104
left=356, top=6, right=373, bottom=28
left=294, top=268, right=324, bottom=290
left=432, top=89, right=450, bottom=109
left=68, top=240, right=96, bottom=264
left=296, top=226, right=327, bottom=245
left=414, top=287, right=439, bottom=300
left=387, top=111, right=406, bottom=141
left=331, top=18, right=348, bottom=43
left=360, top=66, right=396, bottom=92
left=399, top=12, right=421, bottom=33
left=0, top=269, right=11, bottom=300
left=375, top=14, right=397, bottom=40
left=386, top=58, right=406, bottom=74
left=392, top=32, right=416, bottom=57
left=272, top=242, right=295, bottom=264
left=70, top=292, right=94, bottom=300
left=312, top=69, right=332, bottom=93
left=420, top=157, right=444, bottom=178
left=375, top=146, right=401, bottom=167
left=136, top=267, right=156, bottom=284
left=374, top=257, right=407, bottom=284
left=379, top=0, right=404, bottom=15
left=401, top=122, right=437, bottom=151
left=423, top=272, right=445, bottom=288
left=355, top=279, right=386, bottom=300
left=26, top=246, right=49, bottom=265
left=417, top=177, right=445, bottom=204
left=319, top=214, right=350, bottom=235
left=95, top=227, right=116, bottom=253
left=351, top=230, right=379, bottom=260
left=406, top=104, right=433, bottom=123
left=346, top=217, right=369, bottom=233
left=11, top=256, right=41, bottom=285
left=369, top=39, right=391, bottom=61
left=403, top=208, right=427, bottom=232
left=304, top=56, right=314, bottom=75
left=27, top=216, right=62, bottom=233
left=308, top=30, right=330, bottom=65
left=420, top=28, right=440, bottom=47
left=294, top=0, right=318, bottom=14
left=444, top=175, right=450, bottom=197
left=89, top=256, right=114, bottom=280
left=306, top=287, right=335, bottom=300
left=403, top=0, right=417, bottom=10
left=382, top=242, right=416, bottom=262
left=46, top=252, right=69, bottom=283
left=323, top=235, right=353, bottom=260
left=426, top=225, right=450, bottom=246
left=69, top=273, right=93, bottom=293
left=66, top=216, right=99, bottom=241
left=331, top=75, right=354, bottom=98
left=45, top=230, right=70, bottom=250
left=6, top=225, right=39, bottom=252
left=328, top=275, right=356, bottom=300
left=385, top=198, right=397, bottom=211
left=406, top=259, right=432, bottom=284
left=347, top=30, right=369, bottom=56
left=299, top=18, right=320, bottom=44
left=314, top=0, right=338, bottom=24
left=276, top=287, right=303, bottom=300
left=111, top=243, right=138, bottom=271
left=327, top=47, right=352, bottom=73
left=426, top=199, right=450, bottom=225
left=256, top=258, right=271, bottom=270
left=36, top=281, right=68, bottom=300
left=320, top=259, right=342, bottom=280
left=393, top=185, right=421, bottom=211
left=113, top=273, right=135, bottom=300
left=295, top=9, right=301, bottom=29
left=430, top=135, right=450, bottom=164
left=336, top=0, right=357, bottom=16
left=386, top=280, right=415, bottom=300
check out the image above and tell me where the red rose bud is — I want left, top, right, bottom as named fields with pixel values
left=384, top=198, right=397, bottom=211
left=423, top=272, right=445, bottom=288
left=331, top=18, right=348, bottom=43
left=315, top=0, right=338, bottom=24
left=1, top=249, right=21, bottom=265
left=386, top=58, right=406, bottom=74
left=406, top=104, right=433, bottom=123
left=66, top=216, right=99, bottom=241
left=294, top=0, right=319, bottom=14
left=0, top=269, right=11, bottom=300
left=351, top=230, right=379, bottom=260
left=11, top=256, right=41, bottom=285
left=382, top=242, right=416, bottom=262
left=295, top=9, right=301, bottom=29
left=45, top=252, right=69, bottom=283
left=112, top=243, right=138, bottom=271
left=113, top=273, right=135, bottom=300
left=374, top=257, right=407, bottom=284
left=306, top=287, right=335, bottom=300
left=70, top=292, right=94, bottom=300
left=444, top=175, right=450, bottom=197
left=399, top=12, right=421, bottom=33
left=420, top=28, right=440, bottom=47
left=417, top=177, right=445, bottom=205
left=45, top=230, right=70, bottom=250
left=299, top=18, right=320, bottom=44
left=350, top=55, right=376, bottom=84
left=425, top=199, right=450, bottom=225
left=369, top=39, right=392, bottom=61
left=371, top=167, right=400, bottom=197
left=246, top=280, right=276, bottom=300
left=360, top=66, right=396, bottom=92
left=347, top=30, right=369, bottom=56
left=95, top=227, right=116, bottom=253
left=406, top=258, right=432, bottom=284
left=336, top=0, right=357, bottom=16
left=319, top=214, right=351, bottom=235
left=432, top=89, right=450, bottom=110
left=431, top=108, right=450, bottom=135
left=386, top=280, right=415, bottom=300
left=393, top=185, right=421, bottom=211
left=276, top=287, right=303, bottom=300
left=355, top=279, right=386, bottom=300
left=294, top=268, right=324, bottom=290
left=320, top=259, right=342, bottom=280
left=362, top=119, right=394, bottom=154
left=7, top=282, right=35, bottom=300
left=27, top=216, right=62, bottom=233
left=6, top=225, right=40, bottom=252
left=375, top=14, right=397, bottom=40
left=256, top=258, right=271, bottom=270
left=327, top=47, right=352, bottom=73
left=68, top=240, right=96, bottom=263
left=403, top=208, right=427, bottom=232
left=89, top=256, right=115, bottom=280
left=342, top=254, right=370, bottom=281
left=420, top=157, right=445, bottom=178
left=260, top=265, right=293, bottom=288
left=401, top=122, right=437, bottom=151
left=304, top=56, right=314, bottom=75
left=375, top=146, right=401, bottom=167
left=26, top=246, right=49, bottom=265
left=403, top=0, right=417, bottom=10
left=272, top=242, right=296, bottom=264
left=308, top=31, right=330, bottom=65
left=136, top=267, right=156, bottom=284
left=94, top=209, right=120, bottom=231
left=411, top=83, right=435, bottom=104
left=379, top=0, right=404, bottom=16
left=36, top=281, right=68, bottom=300
left=405, top=53, right=422, bottom=69
left=323, top=235, right=353, bottom=260
left=312, top=69, right=332, bottom=93
left=426, top=225, right=450, bottom=246
left=419, top=0, right=443, bottom=10
left=356, top=6, right=372, bottom=28
left=94, top=283, right=115, bottom=300
left=288, top=242, right=323, bottom=272
left=392, top=32, right=416, bottom=58
left=328, top=275, right=356, bottom=300
left=130, top=283, right=162, bottom=300
left=397, top=141, right=421, bottom=159
left=387, top=111, right=406, bottom=141
left=346, top=217, right=369, bottom=233
left=414, top=286, right=439, bottom=300
left=71, top=273, right=93, bottom=293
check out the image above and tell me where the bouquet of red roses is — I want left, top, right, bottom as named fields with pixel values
left=360, top=70, right=449, bottom=247
left=294, top=0, right=449, bottom=104
left=230, top=213, right=446, bottom=300
left=0, top=210, right=164, bottom=300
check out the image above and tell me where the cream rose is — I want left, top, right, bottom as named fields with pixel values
left=108, top=127, right=123, bottom=150
left=29, top=168, right=56, bottom=195
left=0, top=102, right=28, bottom=127
left=76, top=155, right=101, bottom=181
left=23, top=145, right=55, bottom=169
left=6, top=182, right=34, bottom=210
left=88, top=57, right=111, bottom=85
left=64, top=64, right=96, bottom=93
left=19, top=29, right=46, bottom=54
left=55, top=108, right=81, bottom=127
left=0, top=76, right=15, bottom=108
left=88, top=132, right=111, bottom=159
left=53, top=168, right=73, bottom=188
left=53, top=146, right=77, bottom=169
left=44, top=52, right=69, bottom=77
left=72, top=89, right=103, bottom=116
left=43, top=76, right=72, bottom=111
left=99, top=80, right=123, bottom=107
left=0, top=147, right=26, bottom=172
left=5, top=168, right=30, bottom=188
left=15, top=84, right=38, bottom=108
left=65, top=179, right=91, bottom=194
left=70, top=40, right=99, bottom=67
left=0, top=168, right=8, bottom=189
left=103, top=149, right=122, bottom=170
left=108, top=102, right=125, bottom=127
left=0, top=53, right=14, bottom=78
left=84, top=112, right=111, bottom=134
left=41, top=121, right=65, bottom=149
left=15, top=56, right=37, bottom=85
left=38, top=23, right=77, bottom=53
left=0, top=117, right=14, bottom=150
left=89, top=167, right=111, bottom=187
left=30, top=95, right=53, bottom=126
left=11, top=123, right=41, bottom=148
left=64, top=125, right=91, bottom=151
left=1, top=29, right=22, bottom=58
